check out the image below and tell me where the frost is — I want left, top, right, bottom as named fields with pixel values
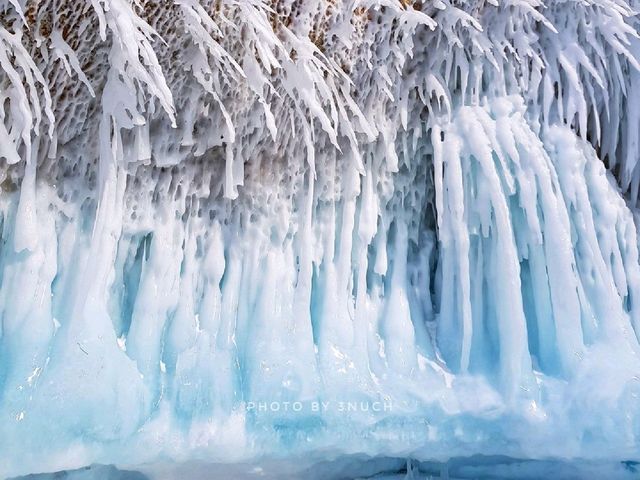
left=2, top=0, right=640, bottom=477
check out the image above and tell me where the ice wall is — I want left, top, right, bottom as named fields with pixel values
left=2, top=0, right=640, bottom=477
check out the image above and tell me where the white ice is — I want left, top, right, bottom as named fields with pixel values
left=1, top=0, right=640, bottom=478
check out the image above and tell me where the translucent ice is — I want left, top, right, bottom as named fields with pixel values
left=2, top=0, right=640, bottom=478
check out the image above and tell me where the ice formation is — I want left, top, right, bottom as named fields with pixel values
left=2, top=0, right=640, bottom=477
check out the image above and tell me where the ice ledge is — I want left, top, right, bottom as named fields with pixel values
left=10, top=457, right=640, bottom=480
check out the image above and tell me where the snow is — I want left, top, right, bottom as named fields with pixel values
left=1, top=0, right=640, bottom=478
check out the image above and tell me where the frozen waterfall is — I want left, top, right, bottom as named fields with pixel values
left=2, top=0, right=640, bottom=478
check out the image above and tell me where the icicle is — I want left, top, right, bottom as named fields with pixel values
left=3, top=0, right=640, bottom=475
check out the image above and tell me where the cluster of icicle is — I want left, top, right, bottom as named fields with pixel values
left=2, top=0, right=640, bottom=477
